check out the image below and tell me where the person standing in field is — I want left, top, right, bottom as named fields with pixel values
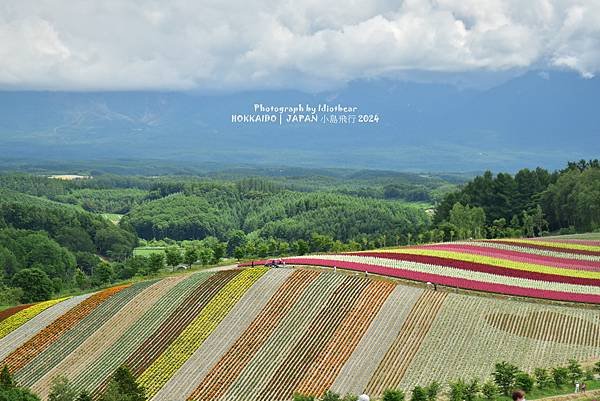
left=581, top=382, right=586, bottom=393
left=512, top=390, right=526, bottom=401
left=575, top=382, right=580, bottom=393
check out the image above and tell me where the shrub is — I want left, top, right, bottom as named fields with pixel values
left=383, top=388, right=405, bottom=401
left=411, top=386, right=427, bottom=401
left=552, top=367, right=569, bottom=387
left=514, top=372, right=534, bottom=392
left=481, top=380, right=500, bottom=401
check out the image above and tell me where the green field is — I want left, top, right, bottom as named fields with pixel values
left=133, top=247, right=166, bottom=257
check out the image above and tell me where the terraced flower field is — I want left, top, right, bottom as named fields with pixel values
left=2, top=237, right=599, bottom=401
left=246, top=238, right=600, bottom=304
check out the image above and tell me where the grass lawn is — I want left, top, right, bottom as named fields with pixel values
left=101, top=213, right=124, bottom=224
left=133, top=247, right=166, bottom=257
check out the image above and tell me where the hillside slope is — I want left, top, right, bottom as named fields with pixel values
left=1, top=264, right=599, bottom=400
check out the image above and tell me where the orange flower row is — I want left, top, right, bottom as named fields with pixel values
left=3, top=285, right=129, bottom=373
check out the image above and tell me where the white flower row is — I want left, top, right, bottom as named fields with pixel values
left=289, top=254, right=600, bottom=295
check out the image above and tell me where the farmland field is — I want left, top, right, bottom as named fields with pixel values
left=246, top=237, right=600, bottom=304
left=2, top=237, right=600, bottom=401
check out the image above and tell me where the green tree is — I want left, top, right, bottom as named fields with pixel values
left=551, top=366, right=569, bottom=387
left=411, top=386, right=427, bottom=401
left=93, top=262, right=114, bottom=285
left=0, top=387, right=41, bottom=401
left=147, top=253, right=164, bottom=274
left=321, top=390, right=342, bottom=401
left=48, top=375, right=77, bottom=401
left=426, top=381, right=441, bottom=401
left=534, top=368, right=552, bottom=389
left=100, top=366, right=145, bottom=401
left=74, top=269, right=90, bottom=290
left=11, top=268, right=53, bottom=302
left=567, top=359, right=583, bottom=384
left=76, top=391, right=92, bottom=401
left=493, top=361, right=519, bottom=395
left=448, top=380, right=466, bottom=401
left=481, top=380, right=500, bottom=401
left=382, top=388, right=405, bottom=401
left=0, top=366, right=15, bottom=390
left=233, top=246, right=246, bottom=261
left=464, top=379, right=479, bottom=401
left=165, top=246, right=182, bottom=269
left=227, top=230, right=246, bottom=256
left=183, top=247, right=198, bottom=267
left=514, top=372, right=534, bottom=392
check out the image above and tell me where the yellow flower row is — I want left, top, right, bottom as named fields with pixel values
left=385, top=248, right=600, bottom=279
left=490, top=238, right=600, bottom=252
left=0, top=297, right=70, bottom=339
left=137, top=268, right=267, bottom=398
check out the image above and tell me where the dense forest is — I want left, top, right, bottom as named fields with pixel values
left=1, top=160, right=599, bottom=307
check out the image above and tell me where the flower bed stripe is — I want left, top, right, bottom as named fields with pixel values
left=380, top=249, right=600, bottom=279
left=71, top=272, right=212, bottom=394
left=0, top=297, right=69, bottom=340
left=416, top=243, right=600, bottom=271
left=458, top=241, right=600, bottom=262
left=353, top=252, right=600, bottom=286
left=490, top=239, right=600, bottom=256
left=534, top=238, right=600, bottom=246
left=284, top=257, right=600, bottom=304
left=1, top=287, right=126, bottom=372
left=399, top=294, right=600, bottom=391
left=187, top=269, right=319, bottom=401
left=155, top=269, right=295, bottom=401
left=222, top=272, right=345, bottom=401
left=295, top=280, right=395, bottom=397
left=137, top=268, right=267, bottom=399
left=92, top=270, right=239, bottom=397
left=259, top=275, right=370, bottom=401
left=366, top=290, right=447, bottom=396
left=499, top=238, right=600, bottom=252
left=16, top=281, right=153, bottom=387
left=0, top=304, right=33, bottom=323
left=32, top=278, right=184, bottom=399
left=331, top=285, right=423, bottom=395
left=0, top=295, right=91, bottom=364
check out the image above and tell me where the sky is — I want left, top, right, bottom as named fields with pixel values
left=1, top=0, right=600, bottom=92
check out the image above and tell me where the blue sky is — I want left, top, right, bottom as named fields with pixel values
left=1, top=0, right=599, bottom=91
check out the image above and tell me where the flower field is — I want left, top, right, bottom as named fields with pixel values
left=3, top=238, right=600, bottom=401
left=243, top=237, right=600, bottom=304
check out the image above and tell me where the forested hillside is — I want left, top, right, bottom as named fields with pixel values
left=1, top=160, right=599, bottom=309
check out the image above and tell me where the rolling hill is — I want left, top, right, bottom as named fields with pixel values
left=1, top=236, right=599, bottom=401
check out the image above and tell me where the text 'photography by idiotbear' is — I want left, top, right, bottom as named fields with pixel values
left=231, top=103, right=381, bottom=125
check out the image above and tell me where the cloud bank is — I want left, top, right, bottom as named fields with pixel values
left=1, top=0, right=599, bottom=91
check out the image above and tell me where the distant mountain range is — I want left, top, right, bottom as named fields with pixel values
left=0, top=71, right=598, bottom=172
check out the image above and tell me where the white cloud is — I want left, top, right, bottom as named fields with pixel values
left=0, top=0, right=599, bottom=91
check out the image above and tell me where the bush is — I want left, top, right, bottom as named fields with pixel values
left=426, top=381, right=441, bottom=401
left=481, top=380, right=500, bottom=401
left=493, top=361, right=519, bottom=395
left=411, top=386, right=427, bottom=401
left=48, top=375, right=77, bottom=401
left=552, top=367, right=569, bottom=387
left=514, top=372, right=534, bottom=393
left=567, top=359, right=583, bottom=384
left=449, top=380, right=466, bottom=401
left=292, top=394, right=315, bottom=401
left=322, top=390, right=342, bottom=401
left=11, top=268, right=53, bottom=302
left=534, top=368, right=552, bottom=389
left=382, top=389, right=405, bottom=401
